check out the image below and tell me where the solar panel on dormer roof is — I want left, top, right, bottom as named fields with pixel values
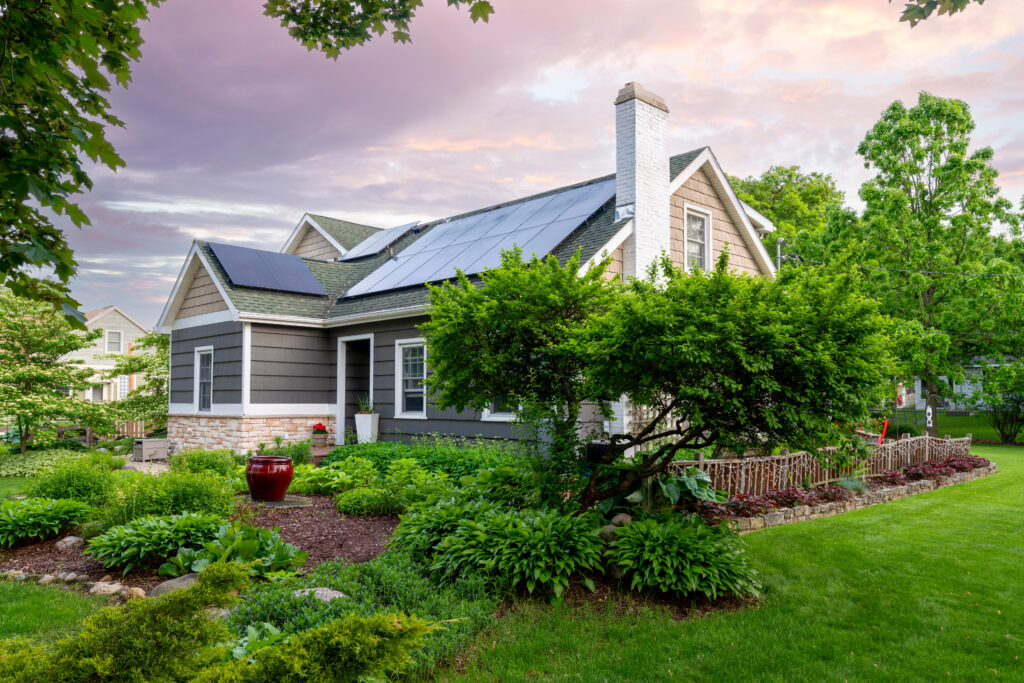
left=339, top=221, right=419, bottom=261
left=345, top=178, right=614, bottom=298
left=208, top=242, right=327, bottom=296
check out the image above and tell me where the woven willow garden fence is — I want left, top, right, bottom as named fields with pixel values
left=667, top=434, right=973, bottom=496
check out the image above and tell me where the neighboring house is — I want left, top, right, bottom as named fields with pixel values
left=157, top=83, right=777, bottom=452
left=64, top=306, right=149, bottom=403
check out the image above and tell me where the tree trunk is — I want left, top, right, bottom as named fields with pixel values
left=17, top=415, right=28, bottom=457
left=924, top=379, right=941, bottom=437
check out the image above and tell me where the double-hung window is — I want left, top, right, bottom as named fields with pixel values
left=395, top=339, right=426, bottom=418
left=117, top=375, right=130, bottom=400
left=106, top=331, right=122, bottom=354
left=195, top=348, right=213, bottom=412
left=685, top=207, right=711, bottom=271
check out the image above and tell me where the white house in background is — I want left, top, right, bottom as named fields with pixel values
left=64, top=306, right=149, bottom=402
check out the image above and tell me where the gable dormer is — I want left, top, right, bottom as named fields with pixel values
left=282, top=214, right=382, bottom=261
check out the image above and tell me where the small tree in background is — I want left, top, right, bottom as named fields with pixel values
left=0, top=288, right=112, bottom=454
left=105, top=330, right=170, bottom=433
left=966, top=360, right=1024, bottom=444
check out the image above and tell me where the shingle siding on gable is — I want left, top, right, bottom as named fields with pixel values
left=170, top=322, right=243, bottom=405
left=671, top=166, right=764, bottom=276
left=605, top=245, right=624, bottom=279
left=178, top=266, right=228, bottom=320
left=292, top=227, right=340, bottom=261
left=250, top=325, right=336, bottom=404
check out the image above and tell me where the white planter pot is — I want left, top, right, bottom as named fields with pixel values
left=355, top=413, right=379, bottom=444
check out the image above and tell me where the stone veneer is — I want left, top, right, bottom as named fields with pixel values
left=733, top=463, right=999, bottom=533
left=167, top=415, right=337, bottom=453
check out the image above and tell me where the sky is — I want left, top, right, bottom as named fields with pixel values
left=63, top=0, right=1024, bottom=327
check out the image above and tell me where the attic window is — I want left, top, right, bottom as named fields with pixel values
left=685, top=206, right=711, bottom=271
left=106, top=331, right=122, bottom=354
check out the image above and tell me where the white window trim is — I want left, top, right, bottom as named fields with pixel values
left=481, top=407, right=516, bottom=423
left=394, top=337, right=427, bottom=420
left=683, top=204, right=713, bottom=273
left=193, top=345, right=214, bottom=413
left=105, top=329, right=123, bottom=354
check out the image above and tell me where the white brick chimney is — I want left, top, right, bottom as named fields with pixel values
left=615, top=82, right=670, bottom=278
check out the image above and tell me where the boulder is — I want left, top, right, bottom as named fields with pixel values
left=294, top=587, right=348, bottom=603
left=89, top=581, right=124, bottom=595
left=149, top=573, right=198, bottom=597
left=610, top=513, right=632, bottom=527
left=3, top=570, right=26, bottom=581
left=598, top=524, right=620, bottom=543
left=38, top=574, right=57, bottom=585
left=123, top=587, right=146, bottom=599
left=55, top=536, right=84, bottom=551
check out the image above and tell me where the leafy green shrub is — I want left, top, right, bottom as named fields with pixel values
left=324, top=456, right=378, bottom=488
left=0, top=498, right=91, bottom=547
left=227, top=550, right=494, bottom=675
left=159, top=523, right=308, bottom=578
left=259, top=438, right=311, bottom=465
left=85, top=512, right=226, bottom=574
left=288, top=464, right=355, bottom=495
left=384, top=458, right=452, bottom=507
left=98, top=470, right=236, bottom=528
left=0, top=562, right=250, bottom=683
left=0, top=448, right=98, bottom=477
left=168, top=448, right=237, bottom=477
left=431, top=508, right=603, bottom=597
left=606, top=516, right=762, bottom=600
left=459, top=464, right=540, bottom=508
left=390, top=496, right=504, bottom=562
left=324, top=437, right=518, bottom=479
left=335, top=487, right=400, bottom=515
left=80, top=451, right=127, bottom=471
left=194, top=612, right=432, bottom=683
left=94, top=436, right=134, bottom=454
left=30, top=459, right=115, bottom=506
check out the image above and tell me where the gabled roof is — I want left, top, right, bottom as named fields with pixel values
left=83, top=305, right=149, bottom=333
left=305, top=214, right=381, bottom=251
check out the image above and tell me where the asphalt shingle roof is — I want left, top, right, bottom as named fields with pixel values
left=307, top=215, right=381, bottom=250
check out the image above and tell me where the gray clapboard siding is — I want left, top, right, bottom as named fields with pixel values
left=169, top=322, right=243, bottom=405
left=250, top=325, right=335, bottom=404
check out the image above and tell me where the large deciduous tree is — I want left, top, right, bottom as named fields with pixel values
left=852, top=92, right=1021, bottom=436
left=0, top=288, right=112, bottom=455
left=965, top=360, right=1024, bottom=444
left=105, top=331, right=170, bottom=432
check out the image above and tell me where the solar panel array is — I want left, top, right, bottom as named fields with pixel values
left=208, top=242, right=328, bottom=296
left=339, top=222, right=419, bottom=261
left=345, top=179, right=614, bottom=298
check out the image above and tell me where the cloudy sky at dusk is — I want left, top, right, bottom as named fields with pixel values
left=64, top=0, right=1024, bottom=327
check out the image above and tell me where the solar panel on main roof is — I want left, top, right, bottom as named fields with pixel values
left=344, top=178, right=615, bottom=298
left=339, top=221, right=419, bottom=261
left=208, top=242, right=327, bottom=296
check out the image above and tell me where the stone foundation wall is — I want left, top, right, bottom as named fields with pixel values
left=168, top=415, right=337, bottom=453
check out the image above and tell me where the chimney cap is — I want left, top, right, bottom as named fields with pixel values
left=614, top=82, right=669, bottom=113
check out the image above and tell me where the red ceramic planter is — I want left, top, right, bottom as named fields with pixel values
left=246, top=455, right=294, bottom=502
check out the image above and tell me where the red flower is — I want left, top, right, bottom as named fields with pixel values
left=312, top=422, right=328, bottom=434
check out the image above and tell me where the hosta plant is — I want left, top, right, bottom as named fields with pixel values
left=85, top=513, right=225, bottom=574
left=0, top=498, right=91, bottom=547
left=158, top=523, right=308, bottom=578
left=288, top=464, right=355, bottom=495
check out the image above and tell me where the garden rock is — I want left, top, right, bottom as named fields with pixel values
left=294, top=587, right=347, bottom=603
left=55, top=535, right=84, bottom=551
left=38, top=574, right=57, bottom=585
left=90, top=581, right=124, bottom=595
left=123, top=587, right=146, bottom=599
left=3, top=570, right=24, bottom=580
left=149, top=573, right=198, bottom=597
left=598, top=524, right=620, bottom=543
left=610, top=513, right=632, bottom=527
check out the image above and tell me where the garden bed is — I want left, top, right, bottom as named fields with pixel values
left=728, top=462, right=998, bottom=532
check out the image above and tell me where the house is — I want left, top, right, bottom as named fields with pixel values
left=157, top=83, right=776, bottom=452
left=64, top=306, right=149, bottom=403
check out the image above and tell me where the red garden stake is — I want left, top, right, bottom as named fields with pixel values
left=879, top=419, right=889, bottom=445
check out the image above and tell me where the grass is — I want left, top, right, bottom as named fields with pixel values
left=445, top=445, right=1024, bottom=682
left=887, top=409, right=1006, bottom=442
left=0, top=477, right=33, bottom=499
left=0, top=582, right=106, bottom=642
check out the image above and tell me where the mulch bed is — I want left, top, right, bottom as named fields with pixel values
left=0, top=495, right=398, bottom=593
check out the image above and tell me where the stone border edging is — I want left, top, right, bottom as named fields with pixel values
left=734, top=463, right=999, bottom=532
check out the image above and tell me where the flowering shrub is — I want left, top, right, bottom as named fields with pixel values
left=876, top=469, right=907, bottom=486
left=812, top=485, right=855, bottom=502
left=902, top=462, right=955, bottom=481
left=725, top=494, right=776, bottom=517
left=765, top=486, right=820, bottom=508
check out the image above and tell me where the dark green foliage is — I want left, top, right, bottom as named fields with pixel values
left=85, top=513, right=225, bottom=574
left=459, top=464, right=542, bottom=508
left=323, top=438, right=517, bottom=479
left=0, top=498, right=91, bottom=547
left=966, top=360, right=1024, bottom=443
left=389, top=496, right=505, bottom=562
left=168, top=448, right=237, bottom=477
left=0, top=562, right=250, bottom=683
left=383, top=458, right=452, bottom=508
left=158, top=523, right=308, bottom=578
left=606, top=517, right=762, bottom=600
left=194, top=612, right=433, bottom=683
left=430, top=508, right=603, bottom=598
left=98, top=471, right=235, bottom=528
left=227, top=550, right=494, bottom=675
left=30, top=459, right=115, bottom=506
left=894, top=0, right=985, bottom=26
left=335, top=487, right=400, bottom=515
left=287, top=464, right=355, bottom=495
left=319, top=456, right=377, bottom=487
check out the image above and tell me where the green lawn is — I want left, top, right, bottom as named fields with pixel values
left=0, top=582, right=106, bottom=642
left=0, top=477, right=32, bottom=499
left=888, top=409, right=1006, bottom=442
left=445, top=445, right=1024, bottom=682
